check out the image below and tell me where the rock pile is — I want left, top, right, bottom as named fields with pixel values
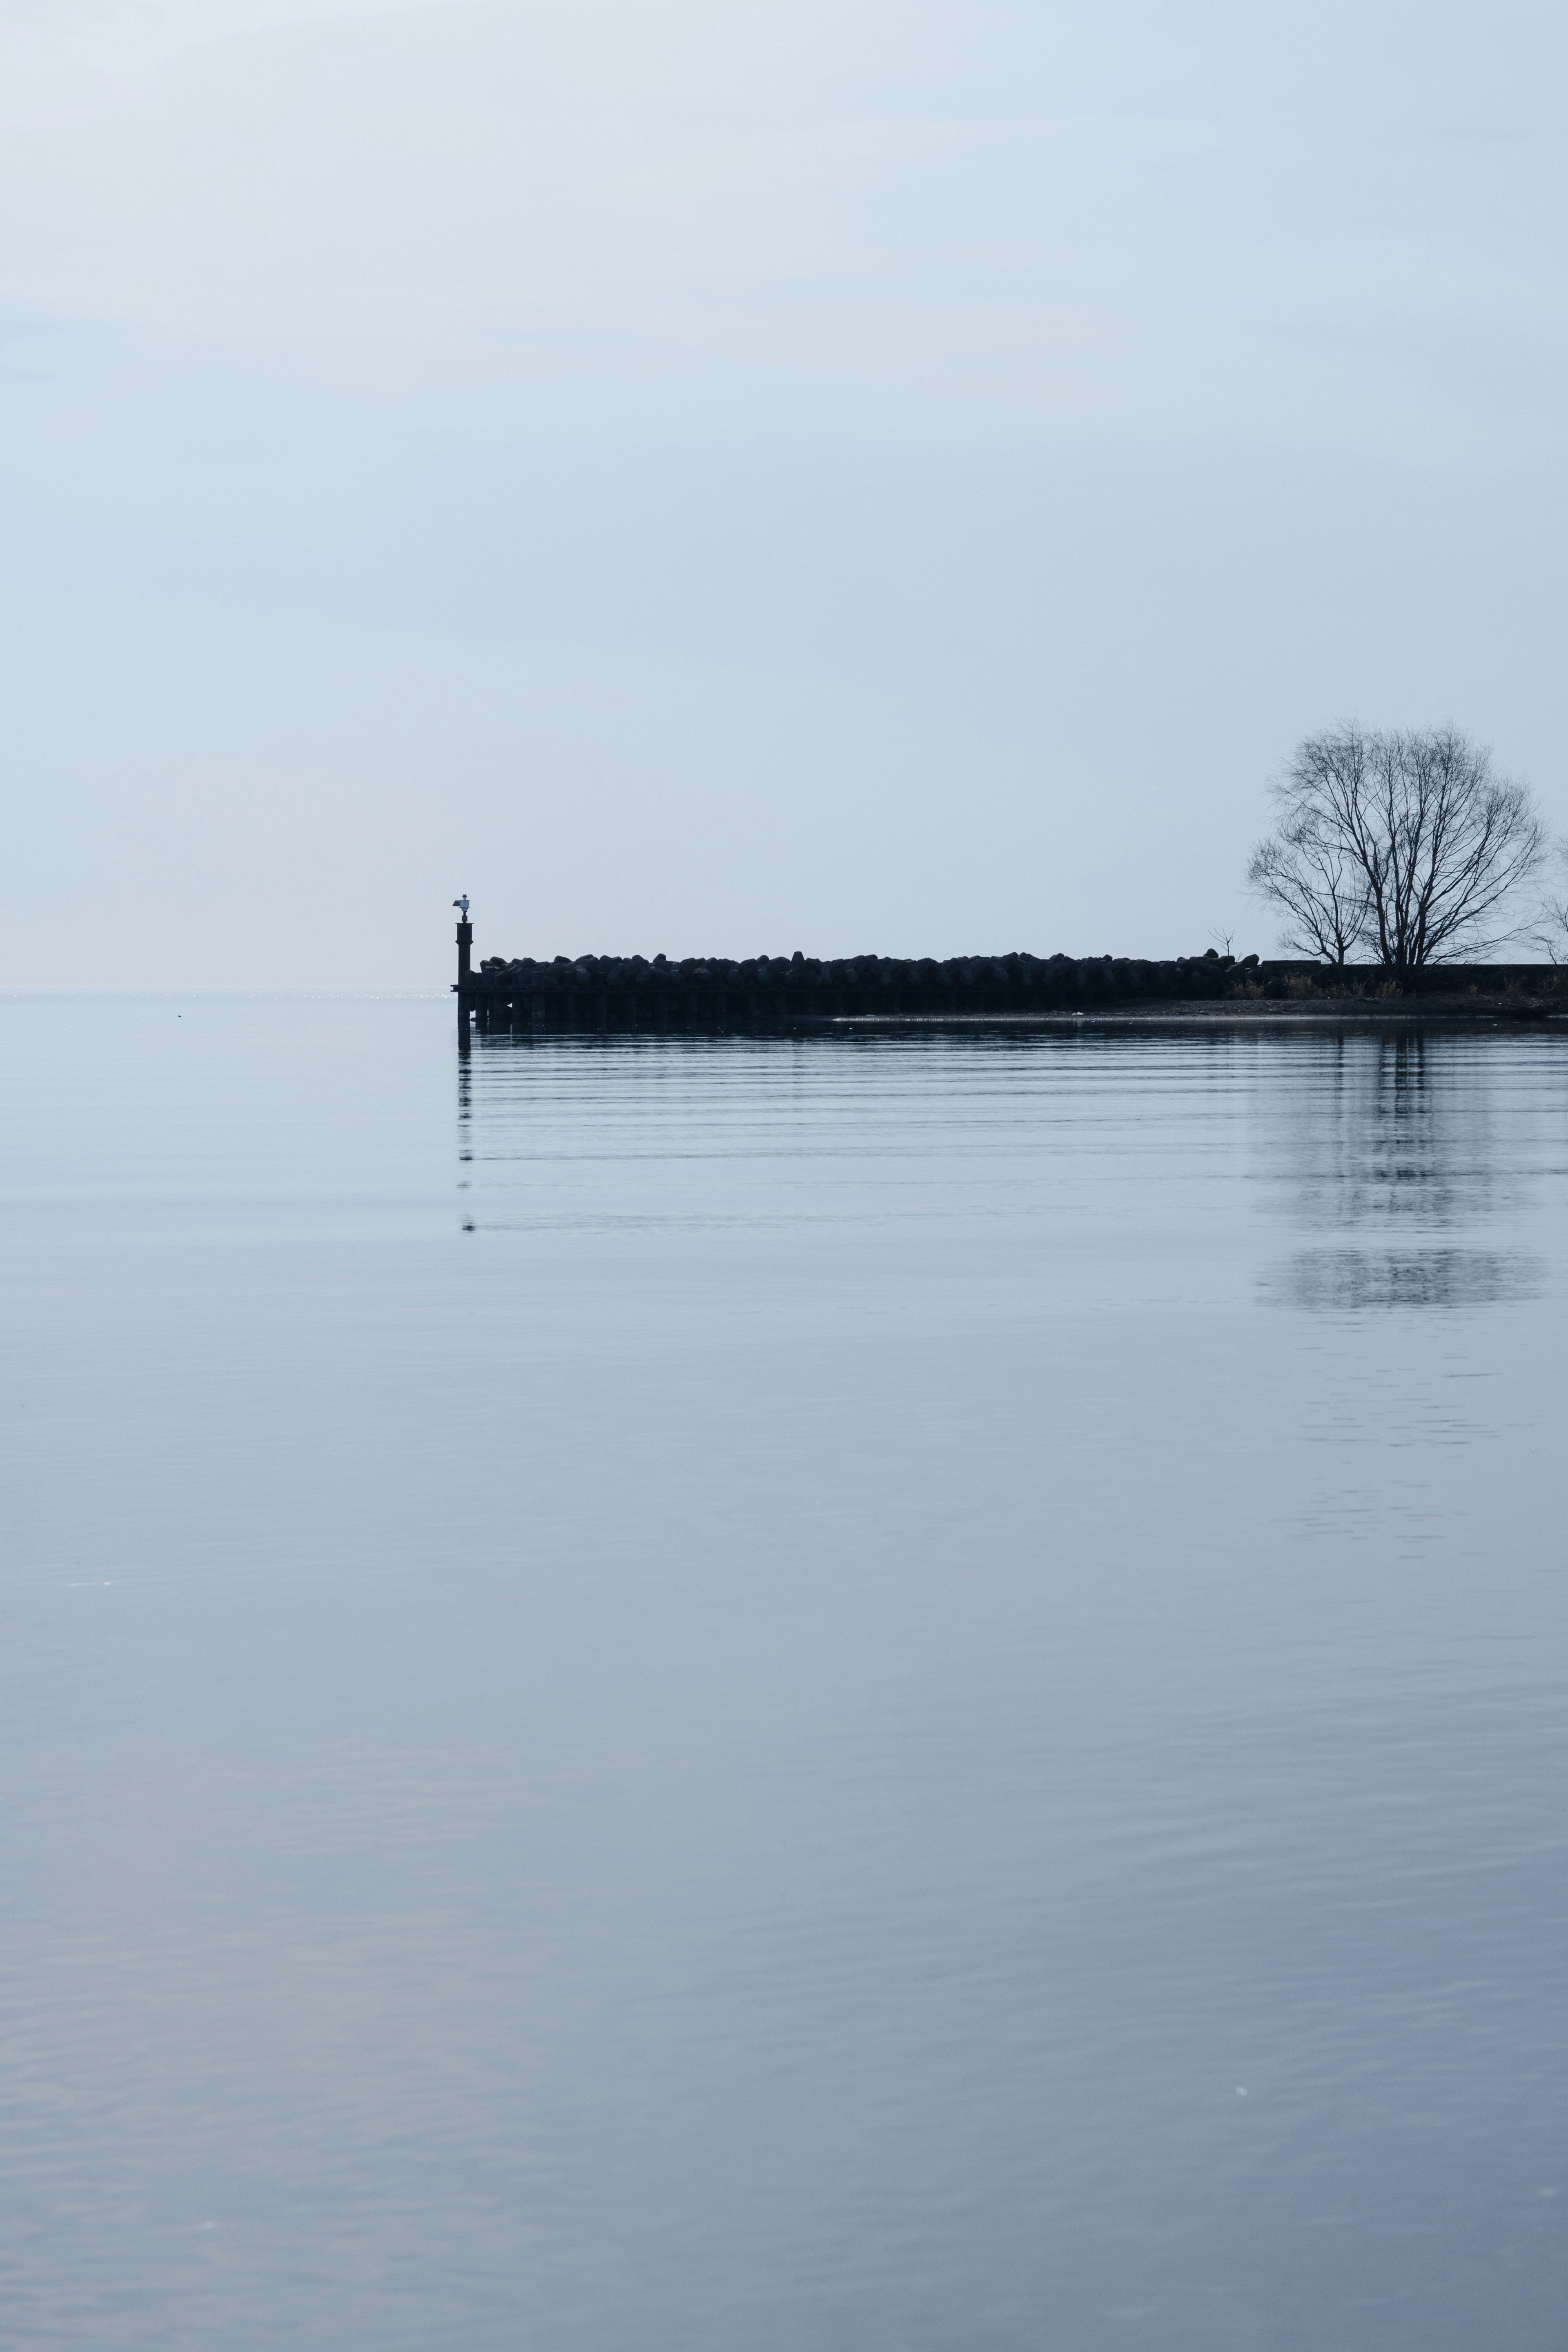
left=466, top=949, right=1270, bottom=1031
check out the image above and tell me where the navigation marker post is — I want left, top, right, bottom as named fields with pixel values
left=453, top=895, right=473, bottom=1040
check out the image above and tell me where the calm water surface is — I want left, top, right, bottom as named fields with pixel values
left=2, top=996, right=1566, bottom=2349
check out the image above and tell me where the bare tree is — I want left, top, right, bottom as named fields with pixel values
left=1248, top=723, right=1543, bottom=970
left=1246, top=724, right=1373, bottom=964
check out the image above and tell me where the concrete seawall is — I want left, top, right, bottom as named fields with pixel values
left=464, top=952, right=1568, bottom=1033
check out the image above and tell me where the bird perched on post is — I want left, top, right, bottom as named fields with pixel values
left=453, top=895, right=470, bottom=922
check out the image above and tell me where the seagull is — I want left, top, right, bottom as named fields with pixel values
left=453, top=895, right=470, bottom=922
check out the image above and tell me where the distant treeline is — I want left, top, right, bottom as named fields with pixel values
left=466, top=952, right=1568, bottom=1032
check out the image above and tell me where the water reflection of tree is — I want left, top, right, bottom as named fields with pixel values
left=1282, top=1245, right=1539, bottom=1311
left=1261, top=1027, right=1541, bottom=1311
left=1271, top=1027, right=1524, bottom=1235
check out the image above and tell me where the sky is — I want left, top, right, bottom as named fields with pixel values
left=3, top=0, right=1566, bottom=984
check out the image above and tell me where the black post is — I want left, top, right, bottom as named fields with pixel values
left=456, top=913, right=473, bottom=1032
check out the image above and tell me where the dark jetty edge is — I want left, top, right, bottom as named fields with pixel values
left=462, top=949, right=1568, bottom=1033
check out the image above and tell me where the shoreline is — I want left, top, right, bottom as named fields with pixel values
left=817, top=999, right=1566, bottom=1027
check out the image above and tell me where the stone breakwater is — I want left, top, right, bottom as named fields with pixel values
left=466, top=952, right=1568, bottom=1031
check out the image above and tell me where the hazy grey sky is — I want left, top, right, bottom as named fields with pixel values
left=4, top=0, right=1565, bottom=982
